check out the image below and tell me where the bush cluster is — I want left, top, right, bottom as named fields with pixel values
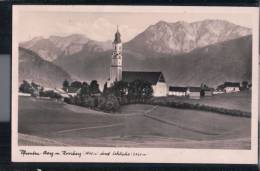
left=148, top=98, right=250, bottom=118
left=65, top=94, right=120, bottom=113
left=40, top=90, right=62, bottom=99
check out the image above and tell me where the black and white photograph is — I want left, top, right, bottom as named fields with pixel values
left=12, top=6, right=259, bottom=163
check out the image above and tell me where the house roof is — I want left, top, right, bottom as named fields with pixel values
left=169, top=86, right=188, bottom=92
left=188, top=87, right=201, bottom=92
left=224, top=82, right=240, bottom=87
left=122, top=71, right=165, bottom=85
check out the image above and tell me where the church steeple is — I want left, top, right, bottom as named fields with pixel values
left=114, top=25, right=121, bottom=44
left=109, top=26, right=123, bottom=86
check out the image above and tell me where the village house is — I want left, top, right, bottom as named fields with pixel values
left=213, top=90, right=224, bottom=95
left=203, top=88, right=214, bottom=96
left=108, top=27, right=168, bottom=97
left=223, top=82, right=240, bottom=93
left=168, top=86, right=188, bottom=96
left=187, top=87, right=201, bottom=99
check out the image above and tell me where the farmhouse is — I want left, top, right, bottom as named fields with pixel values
left=187, top=87, right=201, bottom=99
left=108, top=26, right=168, bottom=97
left=168, top=87, right=188, bottom=96
left=223, top=82, right=240, bottom=93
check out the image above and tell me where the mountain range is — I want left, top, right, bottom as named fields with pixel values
left=19, top=19, right=252, bottom=88
left=125, top=20, right=251, bottom=56
left=19, top=47, right=71, bottom=88
left=20, top=34, right=112, bottom=62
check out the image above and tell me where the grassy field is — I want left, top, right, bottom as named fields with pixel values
left=156, top=90, right=251, bottom=112
left=18, top=96, right=251, bottom=149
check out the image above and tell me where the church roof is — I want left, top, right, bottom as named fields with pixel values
left=122, top=71, right=165, bottom=85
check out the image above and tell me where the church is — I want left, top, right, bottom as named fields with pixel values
left=108, top=27, right=168, bottom=97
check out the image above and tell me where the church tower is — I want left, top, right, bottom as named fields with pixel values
left=109, top=26, right=123, bottom=85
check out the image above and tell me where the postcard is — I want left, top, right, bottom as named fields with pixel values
left=12, top=5, right=259, bottom=163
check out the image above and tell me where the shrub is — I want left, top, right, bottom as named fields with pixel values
left=97, top=96, right=107, bottom=110
left=19, top=80, right=34, bottom=94
left=104, top=95, right=120, bottom=112
left=40, top=90, right=61, bottom=99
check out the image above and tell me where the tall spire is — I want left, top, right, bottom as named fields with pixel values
left=114, top=25, right=121, bottom=44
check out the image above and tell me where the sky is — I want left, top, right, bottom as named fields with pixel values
left=17, top=9, right=253, bottom=42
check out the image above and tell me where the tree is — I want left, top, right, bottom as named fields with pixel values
left=128, top=80, right=153, bottom=102
left=102, top=82, right=109, bottom=96
left=104, top=95, right=120, bottom=112
left=111, top=81, right=128, bottom=97
left=81, top=96, right=96, bottom=108
left=242, top=81, right=248, bottom=89
left=71, top=81, right=82, bottom=89
left=31, top=81, right=40, bottom=89
left=80, top=82, right=90, bottom=96
left=40, top=90, right=61, bottom=99
left=19, top=80, right=33, bottom=94
left=90, top=80, right=101, bottom=95
left=141, top=81, right=153, bottom=99
left=63, top=80, right=70, bottom=92
left=200, top=83, right=208, bottom=90
left=97, top=96, right=107, bottom=110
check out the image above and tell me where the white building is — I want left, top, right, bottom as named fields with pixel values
left=107, top=27, right=168, bottom=97
left=168, top=87, right=188, bottom=96
left=223, top=82, right=240, bottom=93
left=187, top=87, right=201, bottom=99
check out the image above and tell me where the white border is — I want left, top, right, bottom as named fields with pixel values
left=12, top=5, right=259, bottom=164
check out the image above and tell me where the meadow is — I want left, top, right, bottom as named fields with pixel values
left=18, top=94, right=251, bottom=149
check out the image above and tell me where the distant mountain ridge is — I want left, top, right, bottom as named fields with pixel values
left=20, top=34, right=112, bottom=62
left=53, top=35, right=252, bottom=87
left=20, top=20, right=251, bottom=61
left=19, top=19, right=252, bottom=88
left=125, top=19, right=251, bottom=56
left=19, top=47, right=72, bottom=88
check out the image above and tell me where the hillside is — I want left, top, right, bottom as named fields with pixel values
left=53, top=35, right=251, bottom=87
left=124, top=19, right=251, bottom=56
left=127, top=35, right=252, bottom=87
left=19, top=47, right=72, bottom=88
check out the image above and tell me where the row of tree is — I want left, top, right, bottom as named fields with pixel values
left=63, top=80, right=101, bottom=96
left=19, top=79, right=154, bottom=113
left=63, top=79, right=153, bottom=113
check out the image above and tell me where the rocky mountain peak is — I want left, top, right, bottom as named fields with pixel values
left=125, top=19, right=251, bottom=55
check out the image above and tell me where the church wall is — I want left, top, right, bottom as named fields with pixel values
left=152, top=82, right=168, bottom=97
